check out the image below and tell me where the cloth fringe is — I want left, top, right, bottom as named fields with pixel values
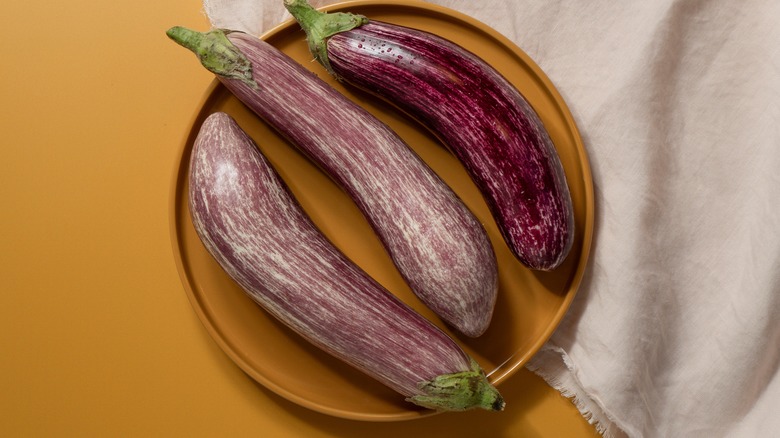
left=526, top=346, right=628, bottom=438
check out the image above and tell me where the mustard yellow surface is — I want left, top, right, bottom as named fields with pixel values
left=0, top=0, right=599, bottom=436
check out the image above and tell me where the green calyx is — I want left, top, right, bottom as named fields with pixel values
left=284, top=0, right=368, bottom=77
left=166, top=26, right=258, bottom=89
left=408, top=359, right=506, bottom=412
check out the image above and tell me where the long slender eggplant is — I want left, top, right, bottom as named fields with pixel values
left=188, top=112, right=504, bottom=411
left=167, top=27, right=497, bottom=337
left=285, top=0, right=575, bottom=270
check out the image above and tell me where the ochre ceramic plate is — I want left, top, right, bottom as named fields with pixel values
left=170, top=0, right=593, bottom=422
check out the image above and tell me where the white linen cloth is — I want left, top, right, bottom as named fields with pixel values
left=201, top=0, right=780, bottom=436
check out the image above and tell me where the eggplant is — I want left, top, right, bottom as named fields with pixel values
left=167, top=26, right=497, bottom=337
left=285, top=0, right=575, bottom=270
left=188, top=112, right=504, bottom=412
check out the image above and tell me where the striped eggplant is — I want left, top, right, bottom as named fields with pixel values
left=188, top=112, right=504, bottom=411
left=167, top=27, right=497, bottom=337
left=285, top=0, right=575, bottom=270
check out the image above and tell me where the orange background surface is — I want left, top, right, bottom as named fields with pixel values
left=0, top=0, right=598, bottom=436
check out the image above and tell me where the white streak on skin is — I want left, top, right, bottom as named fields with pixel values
left=223, top=33, right=498, bottom=337
left=189, top=113, right=474, bottom=397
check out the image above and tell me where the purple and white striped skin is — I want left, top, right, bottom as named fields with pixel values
left=284, top=1, right=575, bottom=270
left=167, top=27, right=498, bottom=337
left=187, top=112, right=504, bottom=411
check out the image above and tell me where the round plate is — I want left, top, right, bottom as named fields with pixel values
left=170, top=0, right=593, bottom=422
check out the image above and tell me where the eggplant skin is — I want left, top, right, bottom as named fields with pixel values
left=188, top=112, right=504, bottom=412
left=167, top=27, right=498, bottom=337
left=284, top=3, right=575, bottom=270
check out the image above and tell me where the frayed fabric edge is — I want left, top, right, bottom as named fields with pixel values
left=526, top=346, right=628, bottom=438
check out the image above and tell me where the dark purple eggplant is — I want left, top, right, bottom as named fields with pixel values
left=167, top=26, right=497, bottom=337
left=188, top=112, right=504, bottom=411
left=285, top=0, right=575, bottom=270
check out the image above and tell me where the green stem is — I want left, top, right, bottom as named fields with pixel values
left=283, top=0, right=368, bottom=76
left=408, top=359, right=506, bottom=412
left=166, top=26, right=258, bottom=89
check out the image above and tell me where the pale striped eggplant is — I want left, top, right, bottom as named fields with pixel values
left=167, top=27, right=497, bottom=337
left=285, top=0, right=575, bottom=270
left=188, top=112, right=504, bottom=412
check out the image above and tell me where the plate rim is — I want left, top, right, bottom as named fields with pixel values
left=168, top=0, right=595, bottom=422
